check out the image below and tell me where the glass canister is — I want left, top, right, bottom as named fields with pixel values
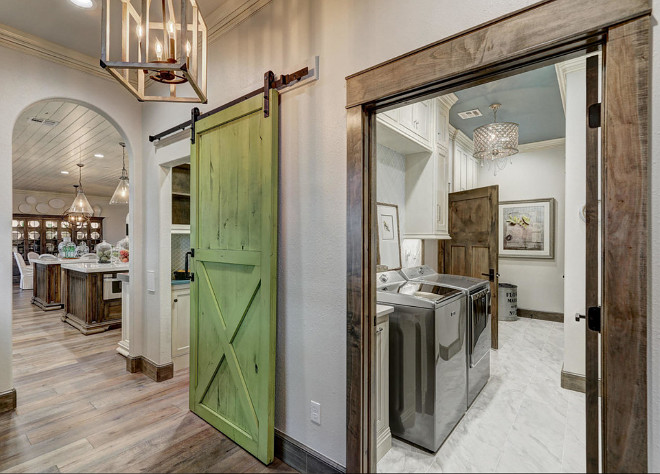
left=65, top=240, right=77, bottom=258
left=117, top=237, right=129, bottom=263
left=96, top=241, right=112, bottom=264
left=58, top=237, right=71, bottom=258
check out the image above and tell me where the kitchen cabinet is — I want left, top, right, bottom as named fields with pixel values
left=376, top=306, right=392, bottom=462
left=172, top=284, right=190, bottom=369
left=61, top=263, right=127, bottom=335
left=172, top=164, right=190, bottom=228
left=12, top=214, right=103, bottom=260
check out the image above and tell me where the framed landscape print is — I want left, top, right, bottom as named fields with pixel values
left=499, top=198, right=555, bottom=259
left=376, top=202, right=402, bottom=270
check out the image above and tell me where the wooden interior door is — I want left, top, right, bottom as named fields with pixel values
left=189, top=90, right=279, bottom=465
left=444, top=186, right=499, bottom=348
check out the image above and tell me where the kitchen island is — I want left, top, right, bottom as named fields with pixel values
left=31, top=258, right=84, bottom=311
left=61, top=262, right=128, bottom=335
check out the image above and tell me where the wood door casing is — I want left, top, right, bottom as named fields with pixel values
left=444, top=186, right=499, bottom=349
left=190, top=90, right=279, bottom=465
left=345, top=3, right=651, bottom=471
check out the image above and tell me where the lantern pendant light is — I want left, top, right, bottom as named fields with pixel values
left=473, top=103, right=519, bottom=175
left=100, top=0, right=207, bottom=103
left=110, top=142, right=129, bottom=205
left=66, top=148, right=94, bottom=222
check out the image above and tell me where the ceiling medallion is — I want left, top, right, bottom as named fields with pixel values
left=473, top=103, right=519, bottom=175
left=101, top=0, right=207, bottom=103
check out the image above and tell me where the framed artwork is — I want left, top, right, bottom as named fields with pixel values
left=499, top=198, right=555, bottom=259
left=376, top=202, right=402, bottom=270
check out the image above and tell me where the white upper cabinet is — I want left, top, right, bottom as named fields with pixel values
left=376, top=93, right=465, bottom=240
left=377, top=100, right=433, bottom=154
left=450, top=126, right=479, bottom=193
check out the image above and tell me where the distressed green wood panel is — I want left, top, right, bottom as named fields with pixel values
left=190, top=90, right=279, bottom=465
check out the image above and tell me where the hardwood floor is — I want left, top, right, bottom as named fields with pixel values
left=1, top=286, right=296, bottom=473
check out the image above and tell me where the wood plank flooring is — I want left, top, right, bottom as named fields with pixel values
left=1, top=286, right=296, bottom=473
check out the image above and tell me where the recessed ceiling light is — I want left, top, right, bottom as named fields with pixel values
left=61, top=171, right=70, bottom=175
left=94, top=153, right=104, bottom=158
left=69, top=0, right=94, bottom=8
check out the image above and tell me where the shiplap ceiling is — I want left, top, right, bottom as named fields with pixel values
left=13, top=100, right=125, bottom=197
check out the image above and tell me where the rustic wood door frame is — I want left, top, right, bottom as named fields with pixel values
left=345, top=1, right=651, bottom=472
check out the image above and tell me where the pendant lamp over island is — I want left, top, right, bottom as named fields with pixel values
left=65, top=164, right=94, bottom=224
left=100, top=0, right=207, bottom=103
left=110, top=142, right=129, bottom=205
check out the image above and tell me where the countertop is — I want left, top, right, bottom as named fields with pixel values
left=376, top=304, right=394, bottom=326
left=32, top=258, right=84, bottom=265
left=61, top=262, right=129, bottom=273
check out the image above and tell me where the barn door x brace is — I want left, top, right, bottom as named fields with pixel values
left=149, top=68, right=309, bottom=144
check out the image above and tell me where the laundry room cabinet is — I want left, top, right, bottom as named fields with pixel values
left=376, top=94, right=462, bottom=240
left=375, top=306, right=392, bottom=461
left=451, top=129, right=479, bottom=192
left=377, top=100, right=433, bottom=153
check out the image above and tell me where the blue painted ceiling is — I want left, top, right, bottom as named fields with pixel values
left=448, top=64, right=565, bottom=145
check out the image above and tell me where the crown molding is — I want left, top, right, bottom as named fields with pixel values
left=554, top=52, right=601, bottom=112
left=206, top=0, right=272, bottom=44
left=0, top=23, right=113, bottom=83
left=449, top=125, right=474, bottom=154
left=437, top=93, right=459, bottom=111
left=517, top=137, right=565, bottom=154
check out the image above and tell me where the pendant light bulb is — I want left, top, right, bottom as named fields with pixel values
left=110, top=142, right=129, bottom=205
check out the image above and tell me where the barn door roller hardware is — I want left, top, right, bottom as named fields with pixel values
left=149, top=67, right=309, bottom=144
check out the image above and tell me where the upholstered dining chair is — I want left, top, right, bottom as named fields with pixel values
left=13, top=252, right=33, bottom=290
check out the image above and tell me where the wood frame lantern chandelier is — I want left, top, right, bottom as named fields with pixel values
left=101, top=0, right=207, bottom=103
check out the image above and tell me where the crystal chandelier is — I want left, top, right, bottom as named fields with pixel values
left=473, top=103, right=519, bottom=175
left=110, top=142, right=129, bottom=205
left=101, top=0, right=207, bottom=103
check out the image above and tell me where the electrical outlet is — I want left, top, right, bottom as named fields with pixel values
left=310, top=400, right=321, bottom=425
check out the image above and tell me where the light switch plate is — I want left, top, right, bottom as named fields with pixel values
left=310, top=400, right=321, bottom=425
left=146, top=270, right=156, bottom=293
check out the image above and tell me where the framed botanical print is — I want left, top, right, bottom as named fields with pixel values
left=499, top=198, right=555, bottom=259
left=376, top=202, right=402, bottom=270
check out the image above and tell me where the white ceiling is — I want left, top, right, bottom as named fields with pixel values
left=0, top=0, right=225, bottom=58
left=13, top=100, right=126, bottom=197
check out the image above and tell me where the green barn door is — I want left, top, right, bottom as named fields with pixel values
left=189, top=90, right=279, bottom=464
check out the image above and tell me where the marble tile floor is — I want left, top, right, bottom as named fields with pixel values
left=378, top=317, right=586, bottom=473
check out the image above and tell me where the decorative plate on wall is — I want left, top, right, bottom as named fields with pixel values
left=36, top=202, right=51, bottom=213
left=18, top=203, right=33, bottom=213
left=25, top=196, right=37, bottom=205
left=49, top=198, right=66, bottom=209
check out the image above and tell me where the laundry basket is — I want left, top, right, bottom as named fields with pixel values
left=498, top=283, right=518, bottom=321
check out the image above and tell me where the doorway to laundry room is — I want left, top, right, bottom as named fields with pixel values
left=371, top=52, right=600, bottom=473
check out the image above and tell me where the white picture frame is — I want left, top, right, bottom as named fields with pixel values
left=499, top=198, right=555, bottom=259
left=376, top=202, right=402, bottom=270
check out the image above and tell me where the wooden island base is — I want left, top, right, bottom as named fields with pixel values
left=62, top=265, right=124, bottom=335
left=32, top=261, right=64, bottom=311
